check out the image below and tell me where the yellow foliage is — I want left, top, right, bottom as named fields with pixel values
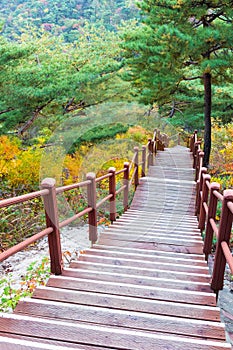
left=63, top=152, right=82, bottom=184
left=209, top=122, right=233, bottom=189
left=0, top=136, right=20, bottom=177
left=7, top=147, right=42, bottom=189
left=116, top=125, right=152, bottom=144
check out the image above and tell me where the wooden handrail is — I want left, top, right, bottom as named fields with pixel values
left=0, top=189, right=49, bottom=208
left=56, top=180, right=91, bottom=194
left=191, top=130, right=233, bottom=297
left=0, top=227, right=53, bottom=263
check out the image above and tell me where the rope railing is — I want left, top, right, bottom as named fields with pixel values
left=191, top=131, right=233, bottom=297
left=0, top=129, right=168, bottom=275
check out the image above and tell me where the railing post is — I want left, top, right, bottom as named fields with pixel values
left=193, top=140, right=201, bottom=170
left=211, top=190, right=233, bottom=293
left=134, top=147, right=139, bottom=189
left=153, top=128, right=158, bottom=154
left=203, top=182, right=220, bottom=261
left=189, top=134, right=194, bottom=153
left=198, top=174, right=211, bottom=231
left=41, top=178, right=63, bottom=275
left=192, top=130, right=197, bottom=168
left=123, top=162, right=129, bottom=212
left=148, top=139, right=153, bottom=167
left=109, top=167, right=116, bottom=222
left=178, top=132, right=181, bottom=146
left=195, top=167, right=207, bottom=216
left=141, top=146, right=146, bottom=177
left=86, top=172, right=97, bottom=244
left=195, top=150, right=204, bottom=182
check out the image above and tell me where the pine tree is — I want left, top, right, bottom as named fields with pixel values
left=123, top=0, right=233, bottom=166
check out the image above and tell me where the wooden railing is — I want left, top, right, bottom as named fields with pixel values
left=191, top=131, right=233, bottom=296
left=0, top=129, right=167, bottom=275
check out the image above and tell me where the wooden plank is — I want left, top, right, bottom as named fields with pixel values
left=99, top=232, right=204, bottom=245
left=113, top=221, right=201, bottom=232
left=92, top=244, right=206, bottom=260
left=15, top=298, right=226, bottom=340
left=105, top=226, right=202, bottom=238
left=0, top=314, right=230, bottom=350
left=77, top=254, right=209, bottom=273
left=97, top=237, right=204, bottom=255
left=47, top=275, right=216, bottom=306
left=65, top=262, right=211, bottom=283
left=32, top=286, right=220, bottom=321
left=122, top=211, right=198, bottom=223
left=72, top=257, right=209, bottom=274
left=0, top=336, right=95, bottom=350
left=0, top=334, right=117, bottom=349
left=81, top=248, right=208, bottom=266
left=53, top=266, right=212, bottom=291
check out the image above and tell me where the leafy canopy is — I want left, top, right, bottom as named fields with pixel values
left=122, top=0, right=233, bottom=126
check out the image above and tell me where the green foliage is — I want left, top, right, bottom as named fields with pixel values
left=0, top=0, right=139, bottom=39
left=122, top=1, right=233, bottom=127
left=69, top=123, right=129, bottom=153
left=0, top=257, right=50, bottom=312
left=0, top=25, right=128, bottom=136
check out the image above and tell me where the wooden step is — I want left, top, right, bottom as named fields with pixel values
left=97, top=237, right=204, bottom=254
left=108, top=225, right=202, bottom=236
left=75, top=255, right=209, bottom=274
left=122, top=210, right=198, bottom=221
left=62, top=266, right=211, bottom=292
left=0, top=337, right=97, bottom=350
left=114, top=218, right=200, bottom=229
left=32, top=286, right=220, bottom=321
left=0, top=314, right=230, bottom=350
left=81, top=248, right=207, bottom=266
left=14, top=298, right=226, bottom=341
left=49, top=275, right=215, bottom=306
left=92, top=244, right=206, bottom=260
left=66, top=261, right=211, bottom=283
left=100, top=230, right=203, bottom=243
left=77, top=253, right=209, bottom=272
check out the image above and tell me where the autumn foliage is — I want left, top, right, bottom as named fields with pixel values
left=209, top=122, right=233, bottom=190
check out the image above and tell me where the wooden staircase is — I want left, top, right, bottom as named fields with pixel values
left=0, top=146, right=231, bottom=349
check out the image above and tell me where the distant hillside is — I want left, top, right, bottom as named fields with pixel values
left=0, top=0, right=139, bottom=40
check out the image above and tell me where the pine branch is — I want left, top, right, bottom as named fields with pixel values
left=183, top=76, right=203, bottom=81
left=0, top=107, right=14, bottom=115
left=17, top=99, right=53, bottom=136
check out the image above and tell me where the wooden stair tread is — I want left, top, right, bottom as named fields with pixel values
left=77, top=253, right=209, bottom=270
left=14, top=298, right=226, bottom=340
left=47, top=275, right=216, bottom=306
left=63, top=265, right=212, bottom=292
left=96, top=237, right=204, bottom=254
left=81, top=248, right=208, bottom=266
left=69, top=258, right=209, bottom=275
left=98, top=232, right=204, bottom=244
left=0, top=313, right=230, bottom=350
left=92, top=244, right=206, bottom=260
left=64, top=262, right=211, bottom=283
left=32, top=286, right=220, bottom=321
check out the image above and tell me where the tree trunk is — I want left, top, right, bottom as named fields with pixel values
left=203, top=72, right=212, bottom=167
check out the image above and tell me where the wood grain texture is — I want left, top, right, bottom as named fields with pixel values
left=32, top=286, right=220, bottom=321
left=0, top=314, right=231, bottom=350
